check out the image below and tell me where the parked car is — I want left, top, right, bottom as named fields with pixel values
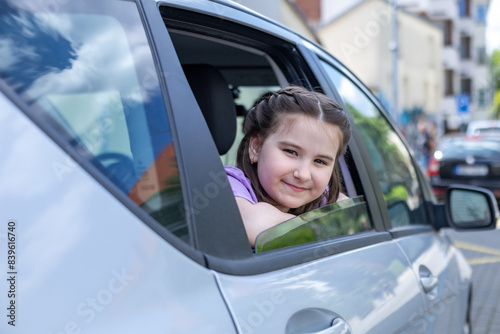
left=428, top=134, right=500, bottom=201
left=465, top=119, right=500, bottom=136
left=0, top=0, right=497, bottom=333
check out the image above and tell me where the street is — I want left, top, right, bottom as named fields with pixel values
left=447, top=229, right=500, bottom=334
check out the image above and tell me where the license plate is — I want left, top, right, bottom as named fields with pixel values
left=454, top=164, right=488, bottom=176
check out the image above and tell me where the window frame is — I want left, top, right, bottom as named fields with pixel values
left=144, top=1, right=396, bottom=274
left=476, top=5, right=487, bottom=23
left=140, top=0, right=253, bottom=260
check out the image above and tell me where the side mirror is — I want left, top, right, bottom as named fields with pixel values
left=445, top=185, right=499, bottom=230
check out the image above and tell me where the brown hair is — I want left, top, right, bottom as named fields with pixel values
left=236, top=86, right=351, bottom=214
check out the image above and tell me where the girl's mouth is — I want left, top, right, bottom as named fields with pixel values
left=283, top=181, right=307, bottom=192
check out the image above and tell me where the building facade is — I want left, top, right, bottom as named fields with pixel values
left=395, top=0, right=491, bottom=130
left=234, top=0, right=491, bottom=132
left=314, top=0, right=443, bottom=131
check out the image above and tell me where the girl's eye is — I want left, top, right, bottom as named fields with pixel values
left=284, top=149, right=297, bottom=156
left=315, top=159, right=327, bottom=165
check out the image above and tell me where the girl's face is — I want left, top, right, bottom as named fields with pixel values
left=250, top=114, right=342, bottom=212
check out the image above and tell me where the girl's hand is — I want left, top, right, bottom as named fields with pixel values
left=235, top=197, right=295, bottom=247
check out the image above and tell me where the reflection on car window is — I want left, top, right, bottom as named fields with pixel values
left=320, top=60, right=427, bottom=227
left=0, top=2, right=188, bottom=241
left=255, top=196, right=370, bottom=252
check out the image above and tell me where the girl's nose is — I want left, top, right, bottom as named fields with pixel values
left=293, top=163, right=311, bottom=181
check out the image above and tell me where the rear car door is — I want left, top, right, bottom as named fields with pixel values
left=152, top=1, right=430, bottom=333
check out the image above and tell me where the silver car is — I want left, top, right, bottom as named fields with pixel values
left=0, top=0, right=497, bottom=333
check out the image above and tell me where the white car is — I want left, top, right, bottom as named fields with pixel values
left=0, top=0, right=497, bottom=333
left=466, top=119, right=500, bottom=136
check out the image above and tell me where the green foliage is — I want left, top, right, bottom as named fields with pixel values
left=492, top=49, right=500, bottom=118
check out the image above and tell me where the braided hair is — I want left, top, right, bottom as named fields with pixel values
left=236, top=86, right=351, bottom=215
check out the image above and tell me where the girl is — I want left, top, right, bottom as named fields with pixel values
left=226, top=86, right=351, bottom=246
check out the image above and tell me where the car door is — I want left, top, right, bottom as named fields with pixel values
left=0, top=1, right=238, bottom=333
left=150, top=1, right=430, bottom=333
left=307, top=46, right=471, bottom=333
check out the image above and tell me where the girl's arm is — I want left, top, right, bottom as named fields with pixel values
left=235, top=197, right=295, bottom=247
left=337, top=192, right=349, bottom=201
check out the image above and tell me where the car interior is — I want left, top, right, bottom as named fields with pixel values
left=161, top=11, right=375, bottom=248
left=168, top=28, right=283, bottom=166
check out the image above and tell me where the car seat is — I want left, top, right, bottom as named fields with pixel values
left=182, top=64, right=237, bottom=155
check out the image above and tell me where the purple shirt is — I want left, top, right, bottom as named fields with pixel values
left=225, top=166, right=258, bottom=204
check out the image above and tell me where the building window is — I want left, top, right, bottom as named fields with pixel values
left=478, top=47, right=487, bottom=64
left=444, top=20, right=453, bottom=46
left=445, top=70, right=454, bottom=96
left=460, top=36, right=471, bottom=59
left=477, top=5, right=487, bottom=23
left=478, top=89, right=487, bottom=107
left=461, top=78, right=472, bottom=100
left=459, top=0, right=471, bottom=17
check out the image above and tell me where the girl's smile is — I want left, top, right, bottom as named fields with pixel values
left=250, top=114, right=341, bottom=212
left=283, top=181, right=308, bottom=192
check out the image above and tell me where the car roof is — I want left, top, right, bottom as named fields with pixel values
left=156, top=0, right=321, bottom=45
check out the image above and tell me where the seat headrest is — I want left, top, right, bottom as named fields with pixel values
left=183, top=64, right=237, bottom=155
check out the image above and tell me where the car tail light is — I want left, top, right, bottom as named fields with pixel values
left=427, top=156, right=440, bottom=176
left=433, top=187, right=446, bottom=196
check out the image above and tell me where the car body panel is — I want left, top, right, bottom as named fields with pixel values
left=216, top=240, right=426, bottom=333
left=395, top=232, right=471, bottom=333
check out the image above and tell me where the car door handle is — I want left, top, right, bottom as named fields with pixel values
left=420, top=275, right=438, bottom=293
left=303, top=318, right=352, bottom=334
left=286, top=309, right=352, bottom=334
left=419, top=265, right=438, bottom=294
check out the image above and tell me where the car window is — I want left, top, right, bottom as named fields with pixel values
left=255, top=196, right=370, bottom=252
left=162, top=10, right=375, bottom=250
left=319, top=60, right=427, bottom=227
left=0, top=2, right=188, bottom=240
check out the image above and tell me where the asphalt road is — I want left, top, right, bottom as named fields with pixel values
left=447, top=229, right=500, bottom=334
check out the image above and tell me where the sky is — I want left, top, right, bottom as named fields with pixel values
left=487, top=0, right=500, bottom=53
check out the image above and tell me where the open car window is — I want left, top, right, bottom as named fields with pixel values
left=255, top=196, right=371, bottom=252
left=161, top=6, right=376, bottom=255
